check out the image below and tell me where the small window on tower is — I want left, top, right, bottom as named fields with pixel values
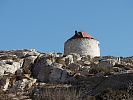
left=98, top=43, right=100, bottom=47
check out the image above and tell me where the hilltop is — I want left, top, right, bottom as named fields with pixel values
left=0, top=49, right=133, bottom=99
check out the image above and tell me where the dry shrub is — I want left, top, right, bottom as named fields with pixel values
left=89, top=66, right=113, bottom=75
left=0, top=90, right=12, bottom=100
left=31, top=87, right=95, bottom=100
left=96, top=88, right=130, bottom=100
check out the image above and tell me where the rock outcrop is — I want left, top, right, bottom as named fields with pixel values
left=0, top=49, right=133, bottom=99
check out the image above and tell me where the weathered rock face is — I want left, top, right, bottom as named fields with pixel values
left=10, top=78, right=37, bottom=92
left=32, top=54, right=73, bottom=83
left=56, top=54, right=74, bottom=66
left=0, top=49, right=133, bottom=99
left=0, top=75, right=10, bottom=91
left=0, top=55, right=23, bottom=76
left=0, top=60, right=22, bottom=75
left=22, top=55, right=37, bottom=74
left=0, top=49, right=39, bottom=92
left=0, top=49, right=39, bottom=76
left=31, top=52, right=133, bottom=83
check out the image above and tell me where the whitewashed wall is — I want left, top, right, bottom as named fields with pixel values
left=64, top=38, right=100, bottom=57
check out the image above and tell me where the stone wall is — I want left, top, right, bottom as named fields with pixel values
left=64, top=38, right=100, bottom=57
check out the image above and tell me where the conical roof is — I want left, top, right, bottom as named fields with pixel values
left=68, top=31, right=94, bottom=40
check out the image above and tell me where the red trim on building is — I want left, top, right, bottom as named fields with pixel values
left=68, top=31, right=94, bottom=40
left=81, top=32, right=93, bottom=38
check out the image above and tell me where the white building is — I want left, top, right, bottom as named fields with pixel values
left=64, top=31, right=100, bottom=57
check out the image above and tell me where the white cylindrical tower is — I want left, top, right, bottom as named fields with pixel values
left=64, top=31, right=100, bottom=57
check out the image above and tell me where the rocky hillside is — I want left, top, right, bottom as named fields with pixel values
left=0, top=49, right=133, bottom=99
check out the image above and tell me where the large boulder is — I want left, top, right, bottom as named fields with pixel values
left=32, top=54, right=53, bottom=79
left=98, top=59, right=116, bottom=68
left=22, top=56, right=38, bottom=74
left=0, top=59, right=23, bottom=76
left=65, top=55, right=74, bottom=65
left=70, top=53, right=81, bottom=63
left=49, top=63, right=72, bottom=82
left=32, top=54, right=73, bottom=83
left=56, top=54, right=74, bottom=66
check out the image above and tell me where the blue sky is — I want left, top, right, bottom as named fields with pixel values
left=0, top=0, right=133, bottom=56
